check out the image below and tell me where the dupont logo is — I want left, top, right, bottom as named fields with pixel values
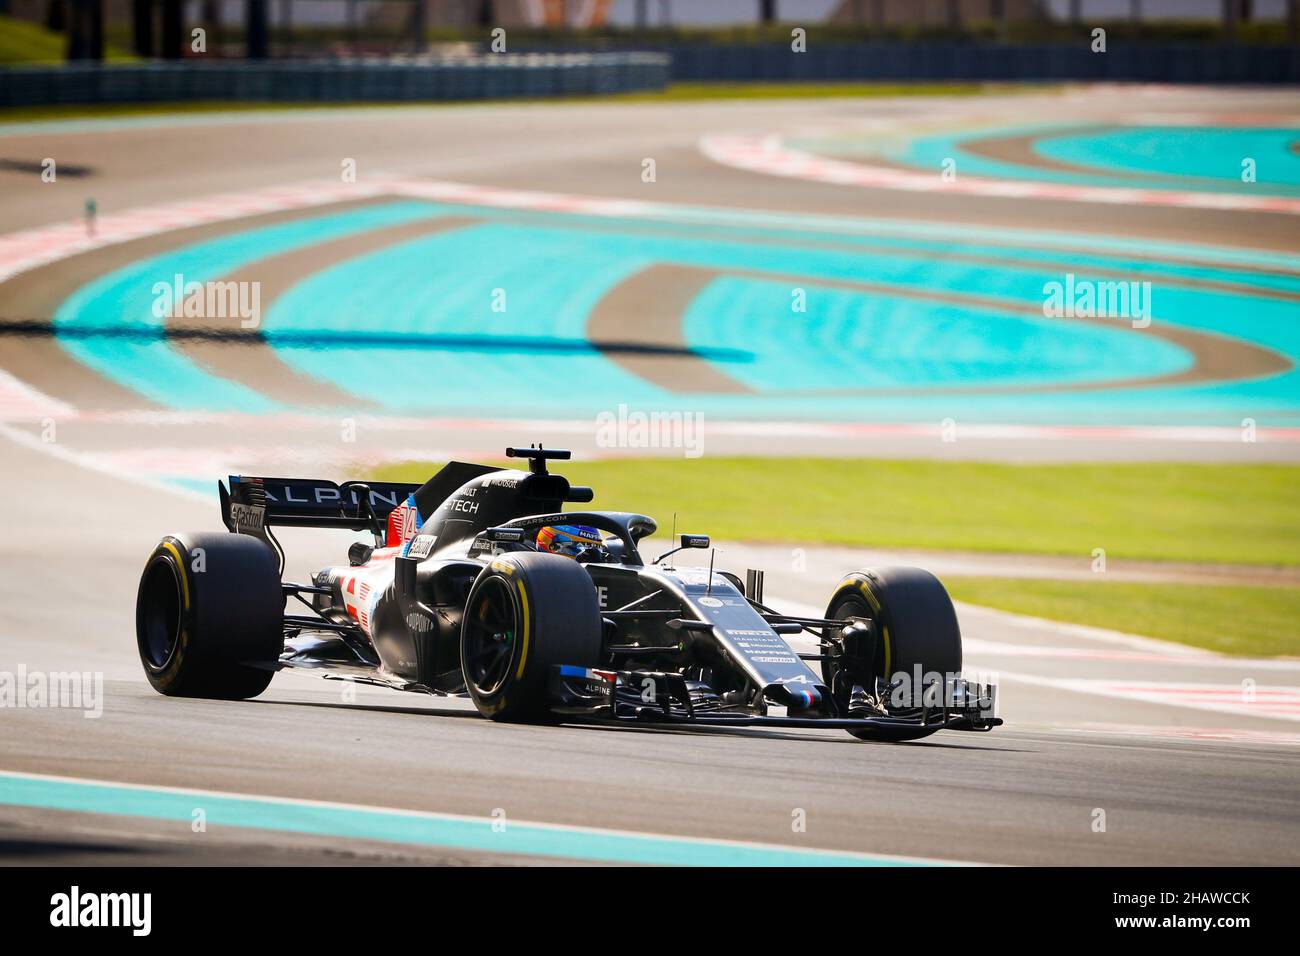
left=49, top=886, right=151, bottom=936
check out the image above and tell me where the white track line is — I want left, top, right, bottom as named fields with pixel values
left=996, top=671, right=1300, bottom=723
left=774, top=595, right=1300, bottom=724
left=6, top=410, right=1298, bottom=445
left=699, top=133, right=1300, bottom=215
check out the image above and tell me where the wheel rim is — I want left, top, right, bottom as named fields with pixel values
left=464, top=577, right=518, bottom=696
left=138, top=555, right=183, bottom=670
left=826, top=595, right=884, bottom=692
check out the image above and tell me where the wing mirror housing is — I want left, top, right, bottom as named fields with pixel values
left=654, top=533, right=710, bottom=565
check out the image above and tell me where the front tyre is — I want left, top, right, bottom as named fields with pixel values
left=822, top=567, right=962, bottom=739
left=460, top=552, right=602, bottom=723
left=135, top=532, right=284, bottom=700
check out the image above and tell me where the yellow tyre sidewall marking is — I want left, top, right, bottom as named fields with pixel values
left=158, top=539, right=192, bottom=679
left=515, top=579, right=531, bottom=680
left=160, top=540, right=190, bottom=610
left=848, top=577, right=890, bottom=681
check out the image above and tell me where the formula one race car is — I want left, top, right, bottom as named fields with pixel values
left=135, top=446, right=1000, bottom=742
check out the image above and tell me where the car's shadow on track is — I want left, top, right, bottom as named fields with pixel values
left=0, top=836, right=148, bottom=861
left=547, top=718, right=1025, bottom=751
left=253, top=698, right=484, bottom=720
left=253, top=697, right=1027, bottom=751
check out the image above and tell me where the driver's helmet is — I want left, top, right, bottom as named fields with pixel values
left=536, top=524, right=608, bottom=562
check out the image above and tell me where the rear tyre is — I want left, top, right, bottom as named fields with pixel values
left=461, top=552, right=602, bottom=723
left=135, top=533, right=284, bottom=700
left=822, top=567, right=962, bottom=740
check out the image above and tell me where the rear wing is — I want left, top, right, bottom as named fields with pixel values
left=219, top=475, right=423, bottom=535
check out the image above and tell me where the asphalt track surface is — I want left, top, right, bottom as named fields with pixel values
left=0, top=86, right=1298, bottom=866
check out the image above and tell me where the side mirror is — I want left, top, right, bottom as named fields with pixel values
left=485, top=527, right=525, bottom=543
left=653, top=533, right=710, bottom=565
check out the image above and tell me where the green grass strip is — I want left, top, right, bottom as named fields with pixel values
left=375, top=457, right=1300, bottom=567
left=946, top=576, right=1299, bottom=657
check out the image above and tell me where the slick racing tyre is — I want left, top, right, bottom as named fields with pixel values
left=822, top=567, right=962, bottom=739
left=461, top=552, right=602, bottom=723
left=136, top=532, right=284, bottom=700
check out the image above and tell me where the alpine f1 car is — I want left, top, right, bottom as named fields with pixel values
left=135, top=446, right=1000, bottom=742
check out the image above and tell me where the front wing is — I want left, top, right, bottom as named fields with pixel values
left=549, top=666, right=1001, bottom=742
